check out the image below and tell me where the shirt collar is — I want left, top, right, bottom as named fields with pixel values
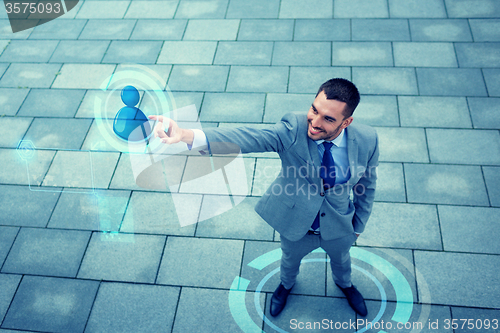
left=315, top=128, right=345, bottom=147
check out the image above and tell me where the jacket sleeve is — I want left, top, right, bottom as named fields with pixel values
left=203, top=113, right=299, bottom=155
left=352, top=132, right=379, bottom=234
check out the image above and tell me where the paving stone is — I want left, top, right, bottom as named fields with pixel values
left=215, top=41, right=273, bottom=65
left=44, top=151, right=119, bottom=189
left=85, top=282, right=180, bottom=333
left=469, top=19, right=500, bottom=41
left=226, top=0, right=280, bottom=18
left=451, top=307, right=500, bottom=333
left=409, top=18, right=473, bottom=41
left=334, top=0, right=389, bottom=18
left=238, top=240, right=281, bottom=293
left=130, top=19, right=187, bottom=40
left=178, top=154, right=254, bottom=196
left=0, top=40, right=58, bottom=62
left=157, top=236, right=243, bottom=288
left=124, top=0, right=178, bottom=19
left=405, top=163, right=489, bottom=205
left=427, top=129, right=500, bottom=165
left=79, top=19, right=136, bottom=40
left=263, top=294, right=355, bottom=331
left=0, top=88, right=29, bottom=116
left=102, top=41, right=163, bottom=64
left=375, top=162, right=406, bottom=202
left=1, top=276, right=99, bottom=333
left=483, top=69, right=500, bottom=97
left=389, top=0, right=446, bottom=18
left=416, top=68, right=487, bottom=96
left=264, top=93, right=314, bottom=123
left=483, top=166, right=500, bottom=207
left=237, top=19, right=293, bottom=41
left=327, top=247, right=417, bottom=302
left=415, top=251, right=500, bottom=308
left=252, top=158, right=282, bottom=196
left=0, top=19, right=31, bottom=39
left=272, top=42, right=331, bottom=66
left=109, top=153, right=186, bottom=191
left=196, top=196, right=274, bottom=240
left=294, top=19, right=350, bottom=41
left=78, top=233, right=165, bottom=283
left=48, top=189, right=130, bottom=232
left=23, top=118, right=92, bottom=149
left=201, top=92, right=265, bottom=122
left=0, top=116, right=32, bottom=147
left=183, top=19, right=239, bottom=40
left=0, top=177, right=60, bottom=215
left=399, top=96, right=472, bottom=128
left=352, top=19, right=410, bottom=41
left=175, top=0, right=228, bottom=18
left=332, top=42, right=393, bottom=66
left=28, top=18, right=86, bottom=40
left=110, top=64, right=172, bottom=90
left=50, top=40, right=110, bottom=63
left=75, top=89, right=123, bottom=119
left=120, top=191, right=198, bottom=235
left=273, top=42, right=331, bottom=66
left=52, top=64, right=116, bottom=89
left=377, top=127, right=429, bottom=162
left=288, top=66, right=351, bottom=93
left=157, top=41, right=217, bottom=65
left=456, top=43, right=500, bottom=68
left=0, top=274, right=21, bottom=324
left=358, top=202, right=441, bottom=250
left=173, top=288, right=262, bottom=333
left=0, top=63, right=61, bottom=88
left=352, top=95, right=399, bottom=127
left=445, top=0, right=500, bottom=18
left=353, top=67, right=418, bottom=95
left=168, top=65, right=229, bottom=92
left=226, top=66, right=288, bottom=93
left=18, top=89, right=85, bottom=117
left=279, top=0, right=333, bottom=18
left=2, top=228, right=90, bottom=277
left=0, top=226, right=18, bottom=266
left=76, top=0, right=130, bottom=19
left=168, top=92, right=204, bottom=120
left=438, top=205, right=500, bottom=254
left=394, top=42, right=457, bottom=67
left=0, top=148, right=55, bottom=187
left=361, top=301, right=452, bottom=333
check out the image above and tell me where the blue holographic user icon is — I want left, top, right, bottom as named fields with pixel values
left=113, top=85, right=152, bottom=143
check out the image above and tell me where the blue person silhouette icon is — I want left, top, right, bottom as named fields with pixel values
left=113, top=85, right=152, bottom=143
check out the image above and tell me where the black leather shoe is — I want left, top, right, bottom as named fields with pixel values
left=336, top=284, right=368, bottom=316
left=270, top=283, right=292, bottom=317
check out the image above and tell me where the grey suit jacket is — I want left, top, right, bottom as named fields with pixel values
left=204, top=112, right=379, bottom=241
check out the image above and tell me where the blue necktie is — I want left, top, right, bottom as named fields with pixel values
left=311, top=142, right=336, bottom=230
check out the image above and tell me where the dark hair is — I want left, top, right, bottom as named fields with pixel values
left=316, top=78, right=360, bottom=118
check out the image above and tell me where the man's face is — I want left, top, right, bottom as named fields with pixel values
left=307, top=91, right=353, bottom=141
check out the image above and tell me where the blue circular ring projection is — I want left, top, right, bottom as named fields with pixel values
left=229, top=247, right=420, bottom=333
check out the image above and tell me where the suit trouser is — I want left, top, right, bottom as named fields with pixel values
left=280, top=232, right=358, bottom=290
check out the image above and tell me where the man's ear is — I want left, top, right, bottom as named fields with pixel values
left=342, top=116, right=354, bottom=128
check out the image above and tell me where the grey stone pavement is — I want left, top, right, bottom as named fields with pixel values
left=0, top=0, right=500, bottom=332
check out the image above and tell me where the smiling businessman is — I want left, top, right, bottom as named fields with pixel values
left=149, top=78, right=379, bottom=317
